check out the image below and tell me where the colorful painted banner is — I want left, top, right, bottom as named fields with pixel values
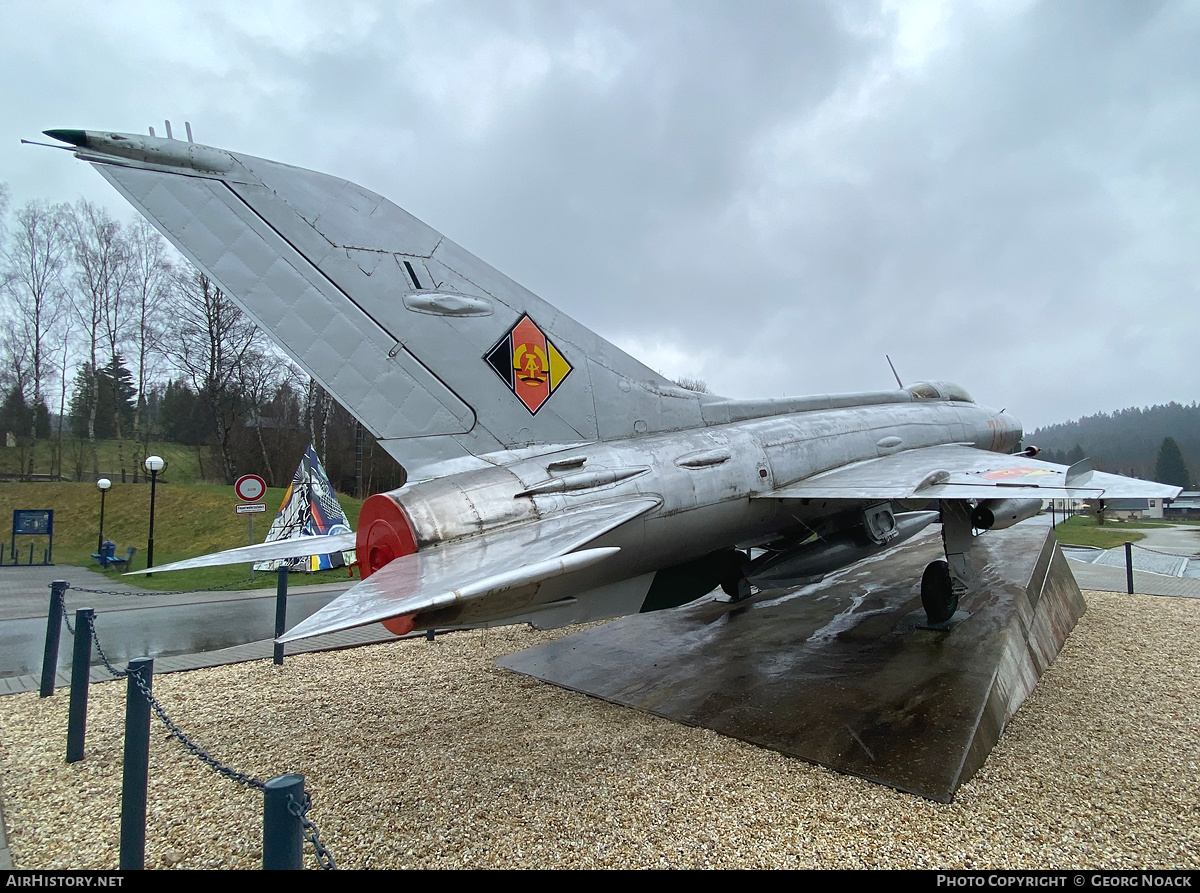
left=253, top=445, right=353, bottom=572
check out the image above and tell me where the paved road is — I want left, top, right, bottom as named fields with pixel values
left=0, top=565, right=355, bottom=621
left=0, top=589, right=346, bottom=678
left=1125, top=523, right=1200, bottom=555
left=0, top=563, right=362, bottom=682
left=1054, top=521, right=1200, bottom=596
left=1067, top=560, right=1200, bottom=597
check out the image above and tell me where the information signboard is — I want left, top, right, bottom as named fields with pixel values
left=9, top=509, right=54, bottom=566
left=13, top=509, right=52, bottom=537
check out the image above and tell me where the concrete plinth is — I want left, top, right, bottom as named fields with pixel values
left=497, top=525, right=1084, bottom=802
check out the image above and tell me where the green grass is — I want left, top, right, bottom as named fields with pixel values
left=0, top=480, right=366, bottom=590
left=1097, top=518, right=1200, bottom=528
left=1052, top=515, right=1147, bottom=549
left=1, top=437, right=208, bottom=483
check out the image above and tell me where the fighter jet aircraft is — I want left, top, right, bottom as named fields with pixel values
left=42, top=126, right=1179, bottom=641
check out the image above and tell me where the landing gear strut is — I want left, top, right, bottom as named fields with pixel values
left=920, top=500, right=975, bottom=625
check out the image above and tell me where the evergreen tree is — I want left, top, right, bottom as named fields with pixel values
left=0, top=387, right=52, bottom=440
left=1153, top=437, right=1191, bottom=489
left=0, top=387, right=30, bottom=440
left=34, top=400, right=50, bottom=440
left=101, top=355, right=136, bottom=437
left=68, top=365, right=96, bottom=439
left=1029, top=401, right=1200, bottom=481
left=69, top=358, right=136, bottom=440
left=160, top=378, right=210, bottom=445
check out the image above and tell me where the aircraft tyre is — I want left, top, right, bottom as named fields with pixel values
left=720, top=551, right=753, bottom=601
left=722, top=576, right=752, bottom=601
left=920, top=559, right=958, bottom=624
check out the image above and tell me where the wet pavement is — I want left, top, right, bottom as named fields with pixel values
left=1093, top=546, right=1187, bottom=576
left=0, top=564, right=391, bottom=694
left=0, top=589, right=344, bottom=679
left=1055, top=522, right=1200, bottom=594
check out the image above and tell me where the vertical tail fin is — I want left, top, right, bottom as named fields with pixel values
left=61, top=129, right=710, bottom=479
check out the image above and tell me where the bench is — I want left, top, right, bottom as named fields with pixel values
left=91, top=542, right=136, bottom=569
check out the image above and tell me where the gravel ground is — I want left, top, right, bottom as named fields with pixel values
left=0, top=589, right=1197, bottom=870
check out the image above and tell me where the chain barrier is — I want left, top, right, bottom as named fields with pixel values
left=84, top=612, right=129, bottom=679
left=64, top=590, right=336, bottom=870
left=54, top=588, right=124, bottom=676
left=288, top=792, right=338, bottom=870
left=60, top=592, right=75, bottom=636
left=125, top=662, right=267, bottom=791
left=1129, top=542, right=1196, bottom=559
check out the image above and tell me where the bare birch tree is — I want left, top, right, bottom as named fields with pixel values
left=69, top=200, right=129, bottom=477
left=124, top=218, right=173, bottom=480
left=54, top=320, right=71, bottom=479
left=169, top=268, right=267, bottom=483
left=1, top=201, right=71, bottom=476
left=239, top=355, right=306, bottom=486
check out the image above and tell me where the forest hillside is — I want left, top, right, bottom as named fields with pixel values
left=1029, top=402, right=1200, bottom=486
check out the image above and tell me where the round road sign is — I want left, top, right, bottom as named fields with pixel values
left=234, top=474, right=267, bottom=502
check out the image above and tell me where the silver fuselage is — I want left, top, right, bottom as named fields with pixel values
left=384, top=395, right=1021, bottom=628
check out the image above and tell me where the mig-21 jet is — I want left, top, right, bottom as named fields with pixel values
left=41, top=126, right=1180, bottom=642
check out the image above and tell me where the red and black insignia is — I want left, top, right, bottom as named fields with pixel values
left=484, top=315, right=573, bottom=414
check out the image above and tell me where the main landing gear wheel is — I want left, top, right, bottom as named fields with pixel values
left=721, top=551, right=753, bottom=602
left=722, top=576, right=752, bottom=602
left=921, top=559, right=958, bottom=624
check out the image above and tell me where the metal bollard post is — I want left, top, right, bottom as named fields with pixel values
left=119, top=658, right=153, bottom=870
left=273, top=566, right=288, bottom=666
left=263, top=773, right=305, bottom=869
left=1125, top=541, right=1134, bottom=595
left=66, top=608, right=95, bottom=763
left=40, top=582, right=68, bottom=697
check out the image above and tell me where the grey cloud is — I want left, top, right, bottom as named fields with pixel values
left=2, top=0, right=1197, bottom=428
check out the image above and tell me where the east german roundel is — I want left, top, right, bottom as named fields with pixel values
left=484, top=314, right=573, bottom=414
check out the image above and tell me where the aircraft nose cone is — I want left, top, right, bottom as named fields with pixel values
left=43, top=129, right=88, bottom=146
left=999, top=411, right=1024, bottom=451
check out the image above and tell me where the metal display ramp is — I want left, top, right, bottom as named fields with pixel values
left=498, top=524, right=1083, bottom=802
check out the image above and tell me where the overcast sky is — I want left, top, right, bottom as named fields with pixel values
left=2, top=0, right=1197, bottom=429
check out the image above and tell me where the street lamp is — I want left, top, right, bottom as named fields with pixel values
left=96, top=478, right=111, bottom=555
left=144, top=456, right=164, bottom=575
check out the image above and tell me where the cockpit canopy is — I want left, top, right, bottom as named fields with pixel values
left=905, top=381, right=974, bottom=403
